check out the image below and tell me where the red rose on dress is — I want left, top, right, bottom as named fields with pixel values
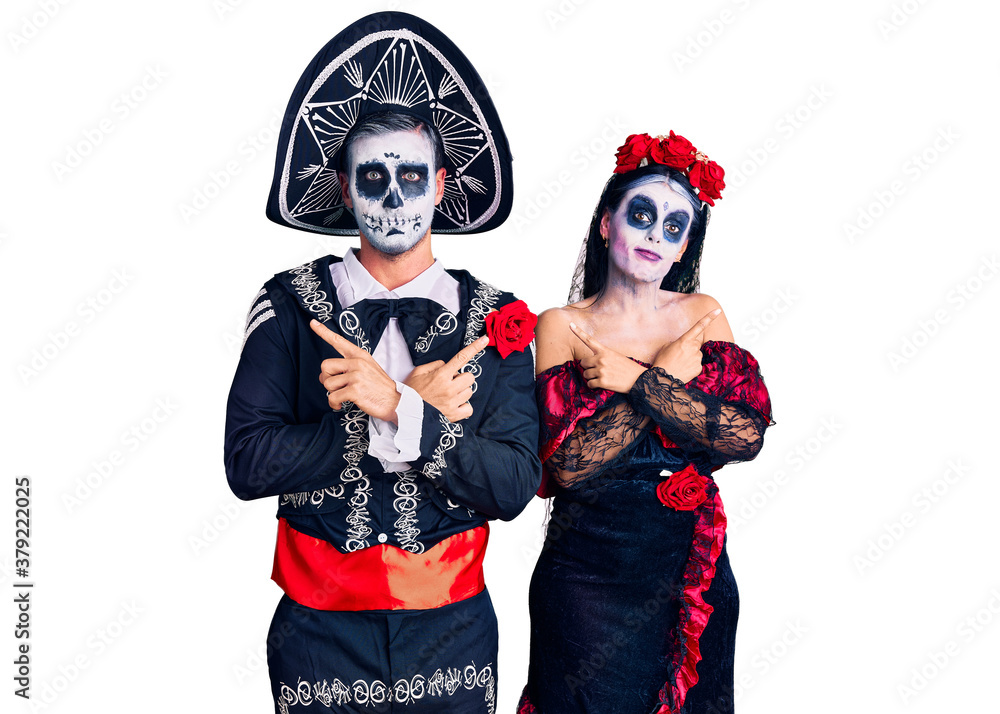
left=656, top=463, right=710, bottom=510
left=650, top=131, right=696, bottom=170
left=687, top=159, right=726, bottom=206
left=614, top=133, right=656, bottom=174
left=485, top=300, right=537, bottom=359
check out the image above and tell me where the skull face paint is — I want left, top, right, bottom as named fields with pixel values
left=343, top=129, right=439, bottom=255
left=605, top=178, right=696, bottom=285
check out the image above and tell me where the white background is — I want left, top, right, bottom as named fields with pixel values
left=3, top=0, right=999, bottom=712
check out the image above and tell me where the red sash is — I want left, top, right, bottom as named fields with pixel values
left=271, top=518, right=488, bottom=611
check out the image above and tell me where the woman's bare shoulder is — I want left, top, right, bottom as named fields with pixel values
left=534, top=306, right=582, bottom=375
left=674, top=292, right=735, bottom=343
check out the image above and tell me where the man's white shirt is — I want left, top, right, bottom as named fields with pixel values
left=329, top=248, right=461, bottom=472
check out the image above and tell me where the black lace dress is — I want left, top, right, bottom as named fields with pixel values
left=518, top=341, right=775, bottom=714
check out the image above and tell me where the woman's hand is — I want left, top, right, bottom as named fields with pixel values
left=651, top=308, right=721, bottom=383
left=570, top=322, right=648, bottom=393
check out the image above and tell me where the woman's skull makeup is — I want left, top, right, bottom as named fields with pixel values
left=342, top=128, right=439, bottom=255
left=604, top=178, right=697, bottom=285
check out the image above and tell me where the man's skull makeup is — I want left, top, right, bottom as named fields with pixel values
left=343, top=129, right=439, bottom=255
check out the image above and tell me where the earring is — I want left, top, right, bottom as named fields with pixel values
left=601, top=233, right=608, bottom=248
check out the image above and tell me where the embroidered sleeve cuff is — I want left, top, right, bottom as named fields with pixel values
left=416, top=400, right=456, bottom=463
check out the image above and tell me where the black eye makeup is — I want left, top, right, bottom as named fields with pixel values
left=662, top=210, right=690, bottom=243
left=355, top=161, right=389, bottom=199
left=626, top=196, right=657, bottom=228
left=396, top=163, right=429, bottom=198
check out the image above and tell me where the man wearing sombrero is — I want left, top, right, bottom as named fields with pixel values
left=224, top=12, right=541, bottom=713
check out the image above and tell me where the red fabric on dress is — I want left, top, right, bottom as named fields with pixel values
left=530, top=340, right=771, bottom=713
left=656, top=486, right=728, bottom=713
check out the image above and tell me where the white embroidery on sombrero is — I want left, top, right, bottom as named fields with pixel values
left=277, top=30, right=503, bottom=235
left=343, top=58, right=364, bottom=89
left=460, top=173, right=487, bottom=195
left=438, top=72, right=457, bottom=98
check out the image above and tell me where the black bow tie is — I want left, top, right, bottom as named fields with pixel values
left=339, top=297, right=462, bottom=364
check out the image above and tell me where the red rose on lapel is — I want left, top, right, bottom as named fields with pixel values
left=485, top=300, right=537, bottom=358
left=656, top=463, right=710, bottom=510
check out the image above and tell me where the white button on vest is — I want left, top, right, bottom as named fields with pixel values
left=377, top=533, right=388, bottom=543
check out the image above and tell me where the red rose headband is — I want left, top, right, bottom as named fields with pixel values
left=613, top=132, right=726, bottom=207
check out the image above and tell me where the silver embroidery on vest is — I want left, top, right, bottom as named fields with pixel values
left=279, top=294, right=373, bottom=550
left=459, top=279, right=502, bottom=394
left=338, top=306, right=371, bottom=352
left=392, top=469, right=424, bottom=553
left=417, top=279, right=502, bottom=482
left=414, top=310, right=458, bottom=353
left=341, top=398, right=373, bottom=551
left=288, top=261, right=335, bottom=323
left=421, top=413, right=463, bottom=481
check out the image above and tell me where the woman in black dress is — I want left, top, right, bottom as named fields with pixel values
left=519, top=132, right=775, bottom=714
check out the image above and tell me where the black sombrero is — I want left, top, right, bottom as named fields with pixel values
left=266, top=12, right=514, bottom=235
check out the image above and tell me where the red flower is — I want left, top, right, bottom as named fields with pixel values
left=485, top=300, right=537, bottom=359
left=656, top=463, right=710, bottom=510
left=687, top=159, right=726, bottom=206
left=650, top=131, right=696, bottom=170
left=611, top=130, right=726, bottom=205
left=614, top=133, right=656, bottom=174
